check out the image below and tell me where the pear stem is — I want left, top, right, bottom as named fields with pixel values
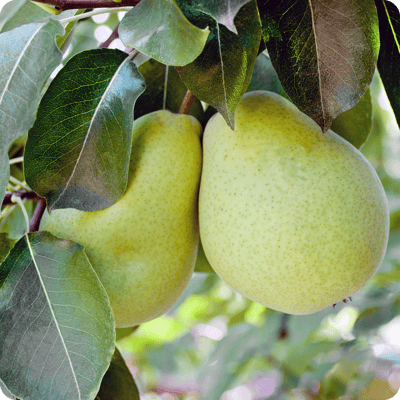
left=179, top=89, right=195, bottom=115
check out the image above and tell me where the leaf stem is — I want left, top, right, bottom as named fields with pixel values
left=11, top=195, right=30, bottom=234
left=58, top=7, right=131, bottom=24
left=179, top=89, right=195, bottom=115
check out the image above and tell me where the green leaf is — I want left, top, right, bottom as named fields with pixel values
left=194, top=238, right=215, bottom=273
left=183, top=0, right=252, bottom=34
left=95, top=346, right=140, bottom=400
left=176, top=0, right=262, bottom=129
left=0, top=0, right=51, bottom=32
left=135, top=58, right=204, bottom=123
left=330, top=88, right=373, bottom=149
left=0, top=233, right=17, bottom=264
left=0, top=19, right=63, bottom=207
left=258, top=0, right=379, bottom=132
left=0, top=200, right=33, bottom=239
left=246, top=52, right=285, bottom=95
left=24, top=49, right=146, bottom=213
left=116, top=326, right=139, bottom=341
left=376, top=0, right=400, bottom=129
left=0, top=231, right=115, bottom=400
left=119, top=0, right=209, bottom=66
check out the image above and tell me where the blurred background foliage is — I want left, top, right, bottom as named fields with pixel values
left=3, top=8, right=400, bottom=400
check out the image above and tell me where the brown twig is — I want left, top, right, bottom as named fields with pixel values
left=2, top=191, right=40, bottom=206
left=29, top=198, right=47, bottom=232
left=31, top=0, right=141, bottom=11
left=99, top=23, right=119, bottom=48
left=179, top=89, right=195, bottom=115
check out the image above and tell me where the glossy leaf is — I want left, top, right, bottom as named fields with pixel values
left=0, top=231, right=115, bottom=400
left=0, top=19, right=63, bottom=207
left=119, top=0, right=209, bottom=66
left=376, top=0, right=400, bottom=128
left=135, top=58, right=204, bottom=123
left=330, top=88, right=372, bottom=149
left=176, top=0, right=262, bottom=129
left=24, top=49, right=146, bottom=212
left=258, top=0, right=379, bottom=132
left=95, top=346, right=140, bottom=400
left=183, top=0, right=252, bottom=34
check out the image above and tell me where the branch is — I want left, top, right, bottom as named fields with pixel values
left=99, top=23, right=119, bottom=48
left=31, top=0, right=140, bottom=10
left=2, top=191, right=40, bottom=206
left=29, top=198, right=47, bottom=232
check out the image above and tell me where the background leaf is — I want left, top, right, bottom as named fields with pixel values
left=258, top=0, right=379, bottom=132
left=376, top=0, right=400, bottom=129
left=119, top=0, right=209, bottom=66
left=135, top=58, right=204, bottom=123
left=175, top=0, right=262, bottom=129
left=0, top=19, right=63, bottom=206
left=330, top=88, right=373, bottom=149
left=0, top=231, right=115, bottom=400
left=24, top=49, right=146, bottom=213
left=95, top=347, right=140, bottom=400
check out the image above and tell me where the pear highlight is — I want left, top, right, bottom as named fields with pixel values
left=40, top=110, right=202, bottom=327
left=199, top=91, right=389, bottom=315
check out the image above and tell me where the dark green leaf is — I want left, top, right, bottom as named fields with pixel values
left=0, top=231, right=115, bottom=400
left=376, top=0, right=400, bottom=129
left=0, top=233, right=17, bottom=264
left=24, top=49, right=146, bottom=212
left=135, top=58, right=204, bottom=123
left=176, top=0, right=262, bottom=129
left=0, top=19, right=63, bottom=207
left=95, top=346, right=140, bottom=400
left=258, top=0, right=379, bottom=132
left=116, top=326, right=139, bottom=341
left=330, top=88, right=373, bottom=149
left=183, top=0, right=252, bottom=34
left=119, top=0, right=209, bottom=66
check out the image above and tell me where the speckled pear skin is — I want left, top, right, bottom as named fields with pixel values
left=199, top=91, right=389, bottom=315
left=40, top=110, right=202, bottom=327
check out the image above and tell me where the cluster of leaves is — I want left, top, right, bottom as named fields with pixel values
left=0, top=0, right=400, bottom=399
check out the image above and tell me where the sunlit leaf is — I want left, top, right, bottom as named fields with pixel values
left=0, top=19, right=63, bottom=207
left=24, top=49, right=146, bottom=212
left=119, top=0, right=209, bottom=66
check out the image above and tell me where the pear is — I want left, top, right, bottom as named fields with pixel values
left=199, top=91, right=389, bottom=315
left=40, top=110, right=202, bottom=327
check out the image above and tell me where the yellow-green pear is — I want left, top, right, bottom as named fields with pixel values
left=40, top=110, right=202, bottom=327
left=199, top=91, right=389, bottom=315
